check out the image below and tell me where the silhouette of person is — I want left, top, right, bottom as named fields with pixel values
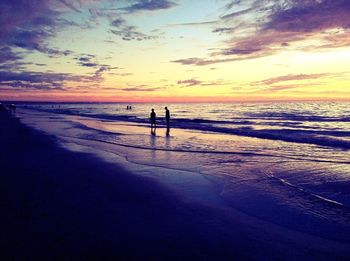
left=165, top=107, right=170, bottom=135
left=150, top=108, right=156, bottom=130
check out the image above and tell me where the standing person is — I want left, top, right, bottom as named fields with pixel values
left=165, top=107, right=170, bottom=126
left=165, top=107, right=170, bottom=136
left=150, top=108, right=156, bottom=130
left=165, top=107, right=170, bottom=132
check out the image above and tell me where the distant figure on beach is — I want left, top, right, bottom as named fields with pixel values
left=10, top=104, right=16, bottom=113
left=165, top=107, right=170, bottom=135
left=150, top=108, right=156, bottom=130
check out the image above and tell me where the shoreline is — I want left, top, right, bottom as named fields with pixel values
left=1, top=110, right=350, bottom=260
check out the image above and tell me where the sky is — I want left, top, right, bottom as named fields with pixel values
left=1, top=0, right=350, bottom=102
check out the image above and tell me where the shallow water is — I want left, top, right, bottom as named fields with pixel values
left=16, top=102, right=350, bottom=241
left=21, top=102, right=350, bottom=148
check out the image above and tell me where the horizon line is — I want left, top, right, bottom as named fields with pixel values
left=2, top=98, right=350, bottom=103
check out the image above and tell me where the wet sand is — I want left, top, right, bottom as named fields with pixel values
left=1, top=110, right=350, bottom=260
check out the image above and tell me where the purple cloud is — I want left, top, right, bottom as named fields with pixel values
left=122, top=0, right=177, bottom=12
left=174, top=0, right=350, bottom=66
left=225, top=0, right=350, bottom=55
left=0, top=0, right=76, bottom=59
left=0, top=0, right=50, bottom=38
left=0, top=70, right=86, bottom=90
left=0, top=47, right=22, bottom=64
left=265, top=0, right=350, bottom=33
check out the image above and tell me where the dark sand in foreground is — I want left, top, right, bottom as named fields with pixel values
left=1, top=111, right=350, bottom=260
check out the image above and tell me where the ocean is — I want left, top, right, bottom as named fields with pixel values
left=16, top=101, right=350, bottom=240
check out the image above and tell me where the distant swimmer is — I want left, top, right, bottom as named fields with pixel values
left=150, top=108, right=156, bottom=130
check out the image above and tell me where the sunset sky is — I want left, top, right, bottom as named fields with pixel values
left=1, top=0, right=350, bottom=102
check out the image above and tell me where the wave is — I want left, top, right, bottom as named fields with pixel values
left=245, top=112, right=350, bottom=122
left=61, top=133, right=350, bottom=165
left=267, top=174, right=345, bottom=208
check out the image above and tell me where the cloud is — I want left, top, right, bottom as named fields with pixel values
left=110, top=72, right=134, bottom=77
left=74, top=54, right=119, bottom=81
left=0, top=46, right=35, bottom=71
left=110, top=27, right=157, bottom=41
left=251, top=73, right=331, bottom=86
left=247, top=72, right=350, bottom=91
left=76, top=55, right=99, bottom=67
left=0, top=50, right=120, bottom=90
left=110, top=17, right=157, bottom=41
left=0, top=64, right=119, bottom=91
left=175, top=0, right=350, bottom=66
left=172, top=57, right=224, bottom=66
left=90, top=65, right=119, bottom=81
left=111, top=18, right=125, bottom=27
left=0, top=70, right=86, bottom=90
left=0, top=47, right=22, bottom=64
left=122, top=0, right=177, bottom=12
left=120, top=86, right=162, bottom=92
left=264, top=84, right=315, bottom=92
left=177, top=78, right=202, bottom=86
left=57, top=0, right=82, bottom=13
left=225, top=0, right=350, bottom=55
left=168, top=20, right=217, bottom=27
left=177, top=78, right=230, bottom=87
left=0, top=0, right=128, bottom=92
left=264, top=0, right=350, bottom=33
left=212, top=27, right=235, bottom=34
left=172, top=54, right=267, bottom=66
left=0, top=0, right=50, bottom=38
left=0, top=0, right=76, bottom=59
left=220, top=7, right=255, bottom=20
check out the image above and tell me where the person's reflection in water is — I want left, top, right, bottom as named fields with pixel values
left=165, top=131, right=171, bottom=162
left=151, top=127, right=156, bottom=136
left=166, top=127, right=170, bottom=136
left=150, top=128, right=156, bottom=162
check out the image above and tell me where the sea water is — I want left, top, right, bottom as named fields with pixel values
left=16, top=102, right=350, bottom=240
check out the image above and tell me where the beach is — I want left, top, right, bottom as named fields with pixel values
left=1, top=107, right=350, bottom=260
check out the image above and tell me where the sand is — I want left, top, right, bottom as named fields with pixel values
left=1, top=110, right=350, bottom=260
